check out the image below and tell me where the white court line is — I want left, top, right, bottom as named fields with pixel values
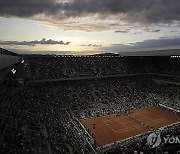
left=103, top=117, right=144, bottom=133
left=100, top=110, right=173, bottom=135
left=131, top=113, right=152, bottom=121
left=116, top=118, right=168, bottom=134
left=105, top=115, right=168, bottom=134
left=139, top=109, right=163, bottom=119
left=103, top=120, right=128, bottom=133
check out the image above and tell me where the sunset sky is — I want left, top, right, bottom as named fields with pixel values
left=0, top=0, right=180, bottom=55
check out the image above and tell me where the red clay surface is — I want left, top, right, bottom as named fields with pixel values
left=81, top=106, right=180, bottom=147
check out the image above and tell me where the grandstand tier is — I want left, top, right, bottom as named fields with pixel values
left=0, top=50, right=180, bottom=154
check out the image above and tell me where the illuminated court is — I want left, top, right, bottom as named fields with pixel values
left=82, top=106, right=180, bottom=147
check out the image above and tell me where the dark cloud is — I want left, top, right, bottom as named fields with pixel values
left=114, top=30, right=129, bottom=33
left=81, top=44, right=102, bottom=48
left=102, top=38, right=180, bottom=52
left=0, top=38, right=71, bottom=46
left=0, top=0, right=180, bottom=24
left=143, top=28, right=161, bottom=33
left=170, top=30, right=178, bottom=33
left=133, top=38, right=180, bottom=48
left=133, top=32, right=142, bottom=35
left=159, top=36, right=168, bottom=39
left=0, top=0, right=60, bottom=17
left=52, top=0, right=180, bottom=23
left=150, top=29, right=161, bottom=33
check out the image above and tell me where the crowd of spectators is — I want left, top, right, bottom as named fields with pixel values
left=26, top=56, right=147, bottom=79
left=0, top=85, right=93, bottom=153
left=1, top=55, right=180, bottom=153
left=26, top=56, right=180, bottom=80
left=1, top=75, right=180, bottom=153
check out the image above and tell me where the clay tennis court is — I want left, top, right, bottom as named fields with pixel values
left=81, top=106, right=180, bottom=147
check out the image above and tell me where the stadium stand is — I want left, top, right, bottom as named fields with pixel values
left=0, top=48, right=180, bottom=153
left=24, top=55, right=180, bottom=81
